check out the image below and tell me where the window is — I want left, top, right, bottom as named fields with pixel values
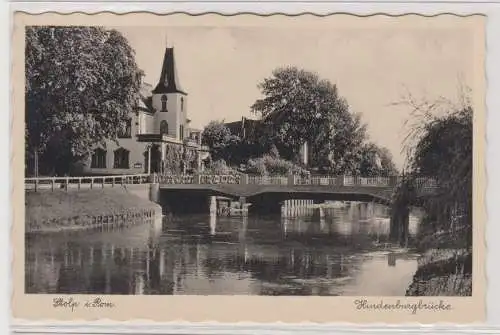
left=91, top=148, right=107, bottom=168
left=181, top=97, right=184, bottom=112
left=193, top=133, right=200, bottom=143
left=160, top=120, right=169, bottom=135
left=161, top=95, right=168, bottom=112
left=113, top=148, right=130, bottom=169
left=179, top=125, right=184, bottom=140
left=118, top=118, right=132, bottom=138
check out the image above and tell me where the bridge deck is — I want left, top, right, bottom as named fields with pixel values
left=159, top=183, right=395, bottom=203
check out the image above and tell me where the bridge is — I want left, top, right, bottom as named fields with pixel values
left=25, top=173, right=435, bottom=243
left=155, top=174, right=437, bottom=204
left=25, top=173, right=437, bottom=206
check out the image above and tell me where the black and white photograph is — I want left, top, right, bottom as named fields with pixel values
left=22, top=16, right=480, bottom=299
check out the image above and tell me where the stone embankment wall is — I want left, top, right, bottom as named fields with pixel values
left=25, top=186, right=162, bottom=234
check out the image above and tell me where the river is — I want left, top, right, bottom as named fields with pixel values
left=25, top=202, right=421, bottom=296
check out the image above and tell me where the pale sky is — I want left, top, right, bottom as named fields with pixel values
left=115, top=18, right=480, bottom=168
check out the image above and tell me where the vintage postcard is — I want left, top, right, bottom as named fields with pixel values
left=12, top=11, right=486, bottom=323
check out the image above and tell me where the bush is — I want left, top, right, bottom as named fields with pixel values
left=246, top=157, right=268, bottom=175
left=204, top=160, right=239, bottom=175
left=246, top=155, right=309, bottom=176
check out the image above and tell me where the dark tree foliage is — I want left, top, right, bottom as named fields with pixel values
left=25, top=26, right=143, bottom=176
left=201, top=120, right=242, bottom=164
left=392, top=93, right=473, bottom=250
left=392, top=96, right=473, bottom=296
left=358, top=143, right=399, bottom=176
left=250, top=66, right=396, bottom=175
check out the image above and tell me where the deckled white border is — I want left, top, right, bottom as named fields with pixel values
left=5, top=1, right=500, bottom=333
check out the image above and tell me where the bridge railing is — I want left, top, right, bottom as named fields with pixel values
left=156, top=174, right=242, bottom=185
left=358, top=177, right=391, bottom=187
left=248, top=175, right=288, bottom=185
left=294, top=176, right=338, bottom=186
left=25, top=173, right=439, bottom=192
left=199, top=174, right=241, bottom=185
left=156, top=174, right=195, bottom=184
left=25, top=174, right=151, bottom=191
left=413, top=177, right=438, bottom=194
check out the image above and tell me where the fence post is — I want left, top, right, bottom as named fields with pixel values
left=389, top=176, right=398, bottom=187
left=51, top=179, right=55, bottom=192
left=34, top=179, right=38, bottom=192
left=239, top=173, right=248, bottom=185
left=90, top=177, right=94, bottom=189
left=78, top=178, right=81, bottom=190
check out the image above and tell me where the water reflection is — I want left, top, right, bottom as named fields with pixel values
left=25, top=202, right=420, bottom=296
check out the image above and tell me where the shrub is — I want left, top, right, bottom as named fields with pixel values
left=246, top=157, right=268, bottom=175
left=246, top=155, right=309, bottom=176
left=262, top=155, right=291, bottom=175
left=204, top=159, right=239, bottom=175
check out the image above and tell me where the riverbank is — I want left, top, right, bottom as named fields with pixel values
left=25, top=187, right=162, bottom=234
left=406, top=227, right=472, bottom=296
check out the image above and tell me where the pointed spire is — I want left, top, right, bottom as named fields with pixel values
left=152, top=36, right=187, bottom=95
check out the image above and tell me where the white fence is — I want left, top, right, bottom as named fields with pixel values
left=25, top=174, right=151, bottom=191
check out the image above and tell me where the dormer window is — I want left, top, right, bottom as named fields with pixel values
left=161, top=95, right=168, bottom=112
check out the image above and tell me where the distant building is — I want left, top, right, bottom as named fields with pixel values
left=83, top=46, right=210, bottom=175
left=224, top=117, right=262, bottom=142
left=223, top=116, right=311, bottom=166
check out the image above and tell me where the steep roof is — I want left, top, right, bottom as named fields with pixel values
left=224, top=117, right=262, bottom=139
left=152, top=47, right=187, bottom=95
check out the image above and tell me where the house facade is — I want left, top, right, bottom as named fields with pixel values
left=83, top=46, right=209, bottom=175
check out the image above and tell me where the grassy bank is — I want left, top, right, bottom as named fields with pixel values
left=406, top=226, right=472, bottom=296
left=25, top=187, right=162, bottom=233
left=406, top=248, right=472, bottom=296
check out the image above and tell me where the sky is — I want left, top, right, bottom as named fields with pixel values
left=115, top=19, right=480, bottom=169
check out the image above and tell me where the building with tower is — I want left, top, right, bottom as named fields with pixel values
left=82, top=45, right=210, bottom=175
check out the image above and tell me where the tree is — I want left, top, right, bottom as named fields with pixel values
left=201, top=121, right=241, bottom=164
left=251, top=66, right=367, bottom=173
left=358, top=143, right=398, bottom=176
left=358, top=143, right=381, bottom=176
left=391, top=93, right=473, bottom=296
left=25, top=26, right=143, bottom=176
left=397, top=92, right=472, bottom=211
left=377, top=146, right=399, bottom=175
left=392, top=92, right=473, bottom=247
